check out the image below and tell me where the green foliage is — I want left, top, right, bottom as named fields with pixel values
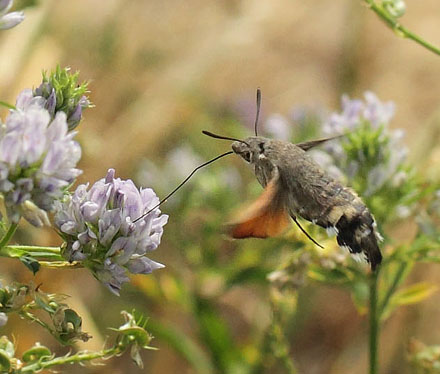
left=0, top=310, right=154, bottom=373
left=39, top=65, right=90, bottom=114
left=0, top=282, right=91, bottom=345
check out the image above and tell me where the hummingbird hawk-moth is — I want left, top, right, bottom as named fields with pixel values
left=135, top=89, right=383, bottom=270
left=203, top=89, right=383, bottom=270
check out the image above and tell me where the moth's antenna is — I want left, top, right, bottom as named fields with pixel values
left=133, top=151, right=234, bottom=223
left=254, top=88, right=261, bottom=136
left=202, top=130, right=249, bottom=146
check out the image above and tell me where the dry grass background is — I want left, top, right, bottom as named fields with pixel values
left=1, top=1, right=440, bottom=373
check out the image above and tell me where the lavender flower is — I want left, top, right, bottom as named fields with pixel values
left=54, top=169, right=167, bottom=295
left=317, top=92, right=406, bottom=194
left=0, top=0, right=24, bottom=30
left=309, top=91, right=415, bottom=222
left=0, top=104, right=81, bottom=225
left=15, top=89, right=46, bottom=111
left=322, top=91, right=395, bottom=135
left=15, top=66, right=91, bottom=131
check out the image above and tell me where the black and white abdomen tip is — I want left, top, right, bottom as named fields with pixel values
left=334, top=209, right=382, bottom=271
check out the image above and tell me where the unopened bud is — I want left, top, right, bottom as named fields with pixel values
left=21, top=200, right=50, bottom=227
left=383, top=0, right=406, bottom=18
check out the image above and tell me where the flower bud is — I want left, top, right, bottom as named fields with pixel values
left=21, top=200, right=50, bottom=227
left=383, top=0, right=406, bottom=18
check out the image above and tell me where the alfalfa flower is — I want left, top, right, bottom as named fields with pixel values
left=319, top=92, right=404, bottom=190
left=0, top=105, right=81, bottom=225
left=54, top=169, right=167, bottom=295
left=0, top=0, right=24, bottom=30
left=16, top=66, right=91, bottom=130
left=313, top=91, right=416, bottom=222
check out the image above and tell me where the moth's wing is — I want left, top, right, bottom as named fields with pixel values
left=229, top=174, right=291, bottom=238
left=296, top=134, right=345, bottom=151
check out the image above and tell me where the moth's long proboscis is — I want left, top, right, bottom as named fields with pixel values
left=133, top=151, right=234, bottom=223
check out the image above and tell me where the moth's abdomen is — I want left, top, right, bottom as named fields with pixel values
left=334, top=207, right=382, bottom=270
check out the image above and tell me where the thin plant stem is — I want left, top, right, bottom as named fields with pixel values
left=0, top=244, right=65, bottom=262
left=0, top=100, right=15, bottom=110
left=38, top=260, right=82, bottom=268
left=19, top=347, right=119, bottom=373
left=0, top=242, right=80, bottom=267
left=369, top=269, right=380, bottom=374
left=0, top=223, right=18, bottom=250
left=7, top=245, right=62, bottom=254
left=379, top=261, right=410, bottom=317
left=362, top=0, right=440, bottom=56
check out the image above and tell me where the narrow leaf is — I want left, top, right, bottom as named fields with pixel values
left=20, top=255, right=40, bottom=275
left=392, top=282, right=437, bottom=306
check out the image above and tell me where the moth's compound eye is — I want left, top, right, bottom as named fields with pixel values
left=243, top=151, right=251, bottom=162
left=259, top=142, right=265, bottom=153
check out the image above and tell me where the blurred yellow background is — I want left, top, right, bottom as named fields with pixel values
left=1, top=1, right=440, bottom=373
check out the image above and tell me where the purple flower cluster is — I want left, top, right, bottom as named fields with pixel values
left=33, top=83, right=89, bottom=131
left=316, top=91, right=408, bottom=197
left=0, top=0, right=24, bottom=30
left=54, top=169, right=167, bottom=295
left=322, top=91, right=395, bottom=134
left=0, top=97, right=81, bottom=225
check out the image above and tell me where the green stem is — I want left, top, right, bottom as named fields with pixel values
left=7, top=245, right=62, bottom=254
left=0, top=100, right=15, bottom=110
left=379, top=261, right=409, bottom=316
left=0, top=223, right=18, bottom=250
left=270, top=318, right=298, bottom=374
left=363, top=0, right=440, bottom=56
left=20, top=347, right=119, bottom=373
left=369, top=269, right=380, bottom=374
left=38, top=260, right=82, bottom=268
left=0, top=244, right=66, bottom=262
left=0, top=242, right=81, bottom=267
left=19, top=310, right=55, bottom=338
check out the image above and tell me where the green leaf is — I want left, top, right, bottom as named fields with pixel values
left=20, top=255, right=41, bottom=275
left=391, top=282, right=437, bottom=306
left=147, top=321, right=214, bottom=374
left=195, top=297, right=242, bottom=373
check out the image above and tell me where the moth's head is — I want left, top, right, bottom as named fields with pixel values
left=232, top=136, right=268, bottom=163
